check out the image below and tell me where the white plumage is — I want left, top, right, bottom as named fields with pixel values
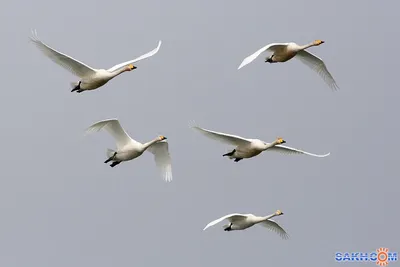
left=85, top=119, right=172, bottom=182
left=238, top=40, right=338, bottom=90
left=190, top=122, right=330, bottom=162
left=30, top=29, right=161, bottom=93
left=203, top=210, right=289, bottom=239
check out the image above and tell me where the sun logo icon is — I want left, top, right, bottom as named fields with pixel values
left=376, top=247, right=389, bottom=266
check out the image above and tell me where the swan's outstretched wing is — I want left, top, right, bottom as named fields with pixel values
left=30, top=29, right=97, bottom=78
left=203, top=214, right=247, bottom=231
left=295, top=50, right=339, bottom=90
left=107, top=40, right=162, bottom=72
left=85, top=119, right=137, bottom=150
left=260, top=220, right=289, bottom=240
left=190, top=122, right=251, bottom=146
left=147, top=141, right=172, bottom=182
left=267, top=144, right=330, bottom=158
left=238, top=43, right=289, bottom=69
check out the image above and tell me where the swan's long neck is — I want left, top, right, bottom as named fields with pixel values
left=263, top=141, right=278, bottom=150
left=142, top=138, right=160, bottom=151
left=109, top=68, right=129, bottom=78
left=297, top=42, right=317, bottom=51
left=254, top=213, right=276, bottom=223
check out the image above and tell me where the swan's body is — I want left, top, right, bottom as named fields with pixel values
left=238, top=40, right=338, bottom=90
left=190, top=123, right=330, bottom=162
left=203, top=210, right=289, bottom=239
left=85, top=119, right=172, bottom=182
left=30, top=30, right=162, bottom=93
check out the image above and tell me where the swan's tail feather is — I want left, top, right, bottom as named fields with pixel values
left=70, top=82, right=78, bottom=88
left=106, top=149, right=116, bottom=158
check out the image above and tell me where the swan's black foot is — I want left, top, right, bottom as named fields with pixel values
left=265, top=57, right=275, bottom=63
left=104, top=152, right=117, bottom=164
left=223, top=149, right=236, bottom=157
left=71, top=81, right=82, bottom=92
left=110, top=161, right=121, bottom=168
left=224, top=223, right=232, bottom=231
left=234, top=158, right=243, bottom=162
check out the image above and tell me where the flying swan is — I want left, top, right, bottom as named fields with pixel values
left=237, top=40, right=338, bottom=90
left=85, top=119, right=172, bottom=182
left=203, top=210, right=289, bottom=239
left=30, top=29, right=162, bottom=93
left=190, top=122, right=330, bottom=162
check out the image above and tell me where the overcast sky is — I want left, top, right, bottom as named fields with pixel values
left=0, top=0, right=398, bottom=266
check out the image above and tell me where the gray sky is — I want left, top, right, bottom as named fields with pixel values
left=0, top=0, right=398, bottom=266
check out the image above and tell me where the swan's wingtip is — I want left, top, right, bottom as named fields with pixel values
left=238, top=59, right=248, bottom=70
left=83, top=127, right=97, bottom=136
left=188, top=120, right=197, bottom=128
left=155, top=40, right=162, bottom=50
left=30, top=29, right=38, bottom=41
left=330, top=84, right=339, bottom=91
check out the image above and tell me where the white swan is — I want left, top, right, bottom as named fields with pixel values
left=203, top=210, right=289, bottom=239
left=190, top=123, right=330, bottom=162
left=238, top=40, right=338, bottom=90
left=30, top=30, right=162, bottom=93
left=85, top=119, right=172, bottom=182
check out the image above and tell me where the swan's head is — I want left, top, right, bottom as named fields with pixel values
left=313, top=40, right=325, bottom=46
left=126, top=64, right=137, bottom=71
left=276, top=137, right=286, bottom=144
left=158, top=135, right=167, bottom=141
left=275, top=210, right=284, bottom=216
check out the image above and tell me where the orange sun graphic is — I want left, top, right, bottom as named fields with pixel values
left=376, top=247, right=389, bottom=266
